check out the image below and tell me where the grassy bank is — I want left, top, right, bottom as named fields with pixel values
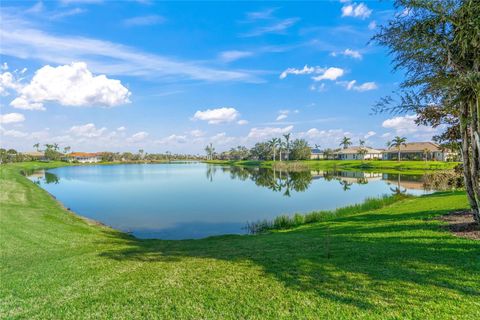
left=1, top=162, right=479, bottom=319
left=246, top=194, right=411, bottom=234
left=205, top=159, right=460, bottom=173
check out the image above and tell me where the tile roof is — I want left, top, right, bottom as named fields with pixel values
left=337, top=146, right=383, bottom=154
left=384, top=142, right=442, bottom=153
left=68, top=152, right=100, bottom=157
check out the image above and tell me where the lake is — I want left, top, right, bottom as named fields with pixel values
left=29, top=163, right=433, bottom=240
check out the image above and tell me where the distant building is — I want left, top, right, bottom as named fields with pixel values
left=22, top=151, right=46, bottom=161
left=67, top=152, right=101, bottom=163
left=382, top=142, right=456, bottom=161
left=310, top=148, right=324, bottom=160
left=335, top=147, right=383, bottom=160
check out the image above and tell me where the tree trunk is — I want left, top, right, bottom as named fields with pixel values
left=460, top=101, right=480, bottom=223
left=470, top=97, right=480, bottom=222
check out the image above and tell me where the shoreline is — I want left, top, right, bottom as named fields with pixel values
left=13, top=161, right=441, bottom=241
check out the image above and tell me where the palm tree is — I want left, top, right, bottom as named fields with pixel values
left=314, top=144, right=321, bottom=160
left=204, top=143, right=215, bottom=160
left=389, top=136, right=407, bottom=161
left=357, top=139, right=367, bottom=161
left=283, top=133, right=291, bottom=161
left=358, top=147, right=368, bottom=162
left=268, top=138, right=280, bottom=161
left=63, top=146, right=71, bottom=155
left=33, top=143, right=40, bottom=152
left=339, top=136, right=352, bottom=149
left=423, top=148, right=430, bottom=162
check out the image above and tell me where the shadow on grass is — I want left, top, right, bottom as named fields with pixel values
left=98, top=192, right=480, bottom=310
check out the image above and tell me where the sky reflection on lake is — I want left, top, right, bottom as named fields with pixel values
left=30, top=163, right=432, bottom=240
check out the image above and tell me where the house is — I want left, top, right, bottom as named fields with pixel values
left=335, top=147, right=383, bottom=160
left=67, top=152, right=101, bottom=163
left=22, top=151, right=47, bottom=161
left=382, top=142, right=456, bottom=161
left=310, top=148, right=324, bottom=160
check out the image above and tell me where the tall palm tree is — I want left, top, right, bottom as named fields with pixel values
left=268, top=138, right=280, bottom=161
left=359, top=139, right=365, bottom=147
left=339, top=136, right=352, bottom=149
left=277, top=140, right=285, bottom=161
left=283, top=133, right=291, bottom=161
left=33, top=143, right=40, bottom=152
left=423, top=148, right=430, bottom=162
left=204, top=143, right=214, bottom=160
left=389, top=136, right=407, bottom=161
left=314, top=144, right=321, bottom=160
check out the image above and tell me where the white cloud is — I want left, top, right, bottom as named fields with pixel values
left=382, top=114, right=436, bottom=135
left=51, top=8, right=86, bottom=20
left=368, top=21, right=377, bottom=30
left=331, top=49, right=362, bottom=59
left=156, top=134, right=186, bottom=145
left=116, top=126, right=126, bottom=131
left=242, top=18, right=299, bottom=37
left=123, top=15, right=165, bottom=27
left=312, top=67, right=344, bottom=81
left=364, top=131, right=376, bottom=139
left=237, top=119, right=249, bottom=125
left=127, top=131, right=149, bottom=143
left=297, top=128, right=356, bottom=148
left=275, top=110, right=292, bottom=121
left=69, top=123, right=107, bottom=138
left=0, top=127, right=28, bottom=138
left=26, top=1, right=45, bottom=14
left=10, top=62, right=131, bottom=110
left=0, top=14, right=257, bottom=83
left=247, top=125, right=293, bottom=140
left=60, top=0, right=103, bottom=4
left=0, top=71, right=22, bottom=95
left=219, top=50, right=254, bottom=62
left=280, top=65, right=319, bottom=79
left=340, top=80, right=378, bottom=92
left=341, top=3, right=372, bottom=19
left=193, top=107, right=240, bottom=124
left=0, top=112, right=25, bottom=124
left=1, top=63, right=8, bottom=71
left=210, top=132, right=236, bottom=145
left=246, top=8, right=277, bottom=20
left=280, top=65, right=344, bottom=81
left=310, top=83, right=326, bottom=92
left=189, top=129, right=205, bottom=137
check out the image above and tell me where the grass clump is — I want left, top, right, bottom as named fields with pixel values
left=246, top=194, right=410, bottom=234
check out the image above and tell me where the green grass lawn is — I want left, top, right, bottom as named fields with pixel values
left=205, top=159, right=459, bottom=173
left=1, top=162, right=479, bottom=319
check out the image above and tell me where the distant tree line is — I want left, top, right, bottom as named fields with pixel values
left=205, top=134, right=313, bottom=161
left=0, top=144, right=204, bottom=164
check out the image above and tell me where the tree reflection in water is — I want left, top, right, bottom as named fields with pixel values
left=212, top=166, right=427, bottom=197
left=220, top=166, right=312, bottom=197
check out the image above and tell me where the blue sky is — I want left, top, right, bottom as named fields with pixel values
left=0, top=0, right=439, bottom=153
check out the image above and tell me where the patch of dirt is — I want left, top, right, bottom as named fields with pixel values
left=438, top=211, right=480, bottom=240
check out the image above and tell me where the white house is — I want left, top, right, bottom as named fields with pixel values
left=335, top=147, right=383, bottom=160
left=382, top=142, right=457, bottom=161
left=310, top=148, right=324, bottom=160
left=67, top=152, right=101, bottom=163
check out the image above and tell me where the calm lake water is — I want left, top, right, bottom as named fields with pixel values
left=29, top=163, right=432, bottom=240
